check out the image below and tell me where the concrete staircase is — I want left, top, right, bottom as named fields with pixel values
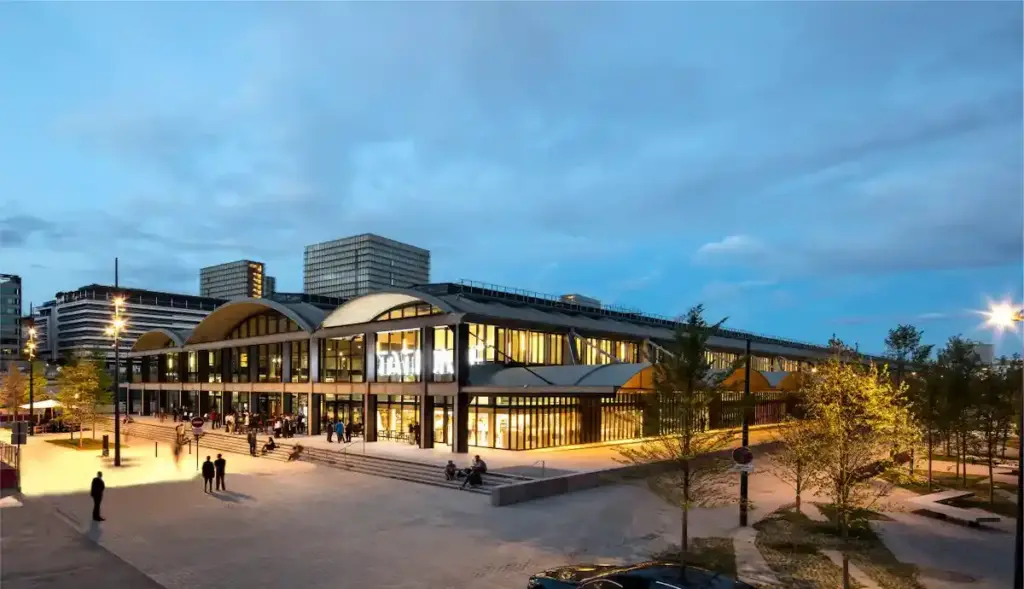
left=93, top=418, right=293, bottom=462
left=296, top=444, right=532, bottom=495
left=94, top=418, right=533, bottom=494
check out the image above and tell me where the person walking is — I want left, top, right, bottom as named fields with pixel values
left=326, top=419, right=334, bottom=443
left=201, top=456, right=215, bottom=493
left=335, top=419, right=345, bottom=444
left=214, top=453, right=227, bottom=491
left=90, top=471, right=105, bottom=521
left=247, top=430, right=257, bottom=456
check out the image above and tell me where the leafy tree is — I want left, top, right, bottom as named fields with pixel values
left=84, top=352, right=113, bottom=437
left=56, top=362, right=101, bottom=447
left=619, top=305, right=736, bottom=558
left=971, top=358, right=1016, bottom=505
left=771, top=416, right=819, bottom=514
left=0, top=363, right=26, bottom=420
left=802, top=347, right=915, bottom=588
left=28, top=360, right=49, bottom=400
left=884, top=325, right=933, bottom=477
left=936, top=336, right=983, bottom=487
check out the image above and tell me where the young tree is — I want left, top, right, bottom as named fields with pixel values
left=84, top=352, right=113, bottom=438
left=971, top=359, right=1016, bottom=505
left=619, top=305, right=737, bottom=557
left=803, top=345, right=916, bottom=589
left=0, top=363, right=26, bottom=421
left=936, top=336, right=983, bottom=487
left=771, top=416, right=819, bottom=513
left=56, top=362, right=101, bottom=448
left=884, top=324, right=934, bottom=477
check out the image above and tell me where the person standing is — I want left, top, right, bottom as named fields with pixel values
left=326, top=419, right=334, bottom=443
left=214, top=454, right=227, bottom=491
left=247, top=430, right=257, bottom=456
left=90, top=471, right=105, bottom=521
left=201, top=456, right=215, bottom=493
left=335, top=419, right=345, bottom=444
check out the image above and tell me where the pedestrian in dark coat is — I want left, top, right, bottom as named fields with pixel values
left=247, top=430, right=257, bottom=456
left=90, top=471, right=105, bottom=521
left=201, top=457, right=215, bottom=493
left=214, top=454, right=227, bottom=491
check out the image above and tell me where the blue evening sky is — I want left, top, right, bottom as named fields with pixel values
left=0, top=2, right=1021, bottom=356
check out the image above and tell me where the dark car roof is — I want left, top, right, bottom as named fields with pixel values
left=584, top=562, right=754, bottom=588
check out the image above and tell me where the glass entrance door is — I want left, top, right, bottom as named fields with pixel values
left=434, top=401, right=452, bottom=446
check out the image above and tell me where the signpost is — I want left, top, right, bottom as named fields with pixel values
left=191, top=417, right=204, bottom=470
left=732, top=446, right=755, bottom=473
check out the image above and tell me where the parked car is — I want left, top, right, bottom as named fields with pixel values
left=527, top=562, right=755, bottom=588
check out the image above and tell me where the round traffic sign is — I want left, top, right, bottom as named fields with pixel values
left=191, top=417, right=205, bottom=428
left=732, top=446, right=754, bottom=465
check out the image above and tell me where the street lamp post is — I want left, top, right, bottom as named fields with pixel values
left=982, top=302, right=1022, bottom=589
left=105, top=296, right=127, bottom=467
left=24, top=323, right=37, bottom=436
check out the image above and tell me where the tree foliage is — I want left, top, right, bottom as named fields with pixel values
left=771, top=416, right=819, bottom=513
left=619, top=305, right=736, bottom=555
left=801, top=351, right=915, bottom=534
left=56, top=361, right=102, bottom=447
left=0, top=363, right=26, bottom=417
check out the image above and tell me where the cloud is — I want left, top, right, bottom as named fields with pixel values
left=1, top=1, right=1021, bottom=305
left=694, top=236, right=766, bottom=264
left=830, top=311, right=966, bottom=326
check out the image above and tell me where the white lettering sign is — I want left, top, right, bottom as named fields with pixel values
left=376, top=346, right=485, bottom=377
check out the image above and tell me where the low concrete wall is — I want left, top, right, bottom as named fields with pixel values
left=490, top=441, right=780, bottom=507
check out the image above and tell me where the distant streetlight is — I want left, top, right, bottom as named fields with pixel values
left=981, top=300, right=1022, bottom=588
left=24, top=324, right=37, bottom=436
left=105, top=296, right=127, bottom=467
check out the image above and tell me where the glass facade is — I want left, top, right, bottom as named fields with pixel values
left=226, top=311, right=301, bottom=340
left=321, top=393, right=364, bottom=429
left=230, top=347, right=249, bottom=383
left=256, top=343, right=283, bottom=383
left=290, top=340, right=310, bottom=382
left=186, top=352, right=199, bottom=382
left=466, top=323, right=565, bottom=365
left=601, top=391, right=644, bottom=441
left=165, top=354, right=179, bottom=383
left=321, top=336, right=365, bottom=382
left=374, top=303, right=442, bottom=321
left=375, top=395, right=420, bottom=440
left=207, top=350, right=223, bottom=383
left=375, top=329, right=420, bottom=383
left=468, top=396, right=582, bottom=450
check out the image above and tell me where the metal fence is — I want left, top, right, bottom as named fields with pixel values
left=0, top=440, right=20, bottom=490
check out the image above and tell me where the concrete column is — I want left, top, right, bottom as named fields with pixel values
left=363, top=393, right=378, bottom=442
left=198, top=350, right=209, bottom=383
left=364, top=332, right=377, bottom=382
left=282, top=341, right=293, bottom=383
left=248, top=345, right=258, bottom=383
left=453, top=323, right=470, bottom=454
left=177, top=352, right=187, bottom=383
left=309, top=338, right=320, bottom=383
left=157, top=354, right=167, bottom=383
left=310, top=393, right=322, bottom=436
left=221, top=348, right=232, bottom=383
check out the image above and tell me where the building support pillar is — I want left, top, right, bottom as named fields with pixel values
left=453, top=323, right=470, bottom=454
left=419, top=327, right=435, bottom=448
left=363, top=393, right=377, bottom=442
left=282, top=342, right=293, bottom=383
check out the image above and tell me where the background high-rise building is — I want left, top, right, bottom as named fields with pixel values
left=0, top=274, right=22, bottom=365
left=304, top=234, right=430, bottom=298
left=33, top=284, right=222, bottom=370
left=265, top=275, right=276, bottom=297
left=200, top=260, right=271, bottom=299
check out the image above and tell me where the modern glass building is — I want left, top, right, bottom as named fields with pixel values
left=125, top=281, right=882, bottom=453
left=200, top=260, right=273, bottom=300
left=303, top=234, right=430, bottom=299
left=0, top=274, right=22, bottom=365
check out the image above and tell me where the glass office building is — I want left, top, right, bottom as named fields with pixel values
left=200, top=260, right=272, bottom=300
left=304, top=234, right=430, bottom=299
left=125, top=281, right=862, bottom=453
left=0, top=274, right=21, bottom=365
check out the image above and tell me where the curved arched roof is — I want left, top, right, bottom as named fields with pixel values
left=320, top=289, right=456, bottom=329
left=131, top=328, right=189, bottom=353
left=185, top=298, right=326, bottom=345
left=468, top=362, right=653, bottom=389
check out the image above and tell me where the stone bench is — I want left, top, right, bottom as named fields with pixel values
left=908, top=490, right=1000, bottom=526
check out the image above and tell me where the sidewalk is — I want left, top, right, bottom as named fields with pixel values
left=0, top=495, right=165, bottom=589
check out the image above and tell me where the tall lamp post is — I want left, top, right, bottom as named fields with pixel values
left=982, top=303, right=1022, bottom=589
left=24, top=322, right=37, bottom=436
left=105, top=296, right=127, bottom=467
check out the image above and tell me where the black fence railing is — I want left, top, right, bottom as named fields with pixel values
left=0, top=440, right=20, bottom=470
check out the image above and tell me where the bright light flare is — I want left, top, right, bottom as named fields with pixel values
left=983, top=301, right=1024, bottom=332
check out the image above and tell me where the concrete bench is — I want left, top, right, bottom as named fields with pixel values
left=908, top=490, right=1000, bottom=526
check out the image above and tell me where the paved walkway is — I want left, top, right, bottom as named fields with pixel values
left=12, top=431, right=312, bottom=497
left=821, top=550, right=880, bottom=589
left=733, top=527, right=779, bottom=587
left=0, top=495, right=165, bottom=589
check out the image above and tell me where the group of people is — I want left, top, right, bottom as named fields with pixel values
left=200, top=454, right=228, bottom=492
left=324, top=418, right=359, bottom=443
left=444, top=455, right=488, bottom=489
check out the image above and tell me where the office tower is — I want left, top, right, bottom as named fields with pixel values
left=265, top=275, right=276, bottom=297
left=200, top=260, right=267, bottom=299
left=304, top=234, right=430, bottom=298
left=0, top=274, right=21, bottom=364
left=33, top=284, right=222, bottom=367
